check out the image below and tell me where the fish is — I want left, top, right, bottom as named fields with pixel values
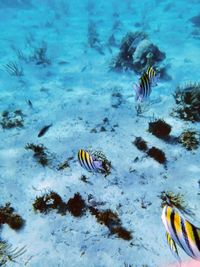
left=26, top=100, right=33, bottom=108
left=134, top=72, right=152, bottom=102
left=78, top=149, right=105, bottom=173
left=38, top=124, right=52, bottom=138
left=161, top=204, right=200, bottom=262
left=166, top=231, right=182, bottom=265
left=146, top=66, right=159, bottom=86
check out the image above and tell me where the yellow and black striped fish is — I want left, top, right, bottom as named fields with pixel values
left=138, top=72, right=152, bottom=100
left=146, top=66, right=156, bottom=81
left=166, top=231, right=181, bottom=265
left=162, top=205, right=200, bottom=261
left=78, top=149, right=103, bottom=173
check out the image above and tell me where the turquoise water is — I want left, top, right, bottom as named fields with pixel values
left=0, top=1, right=200, bottom=266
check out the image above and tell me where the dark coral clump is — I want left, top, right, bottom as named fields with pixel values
left=133, top=137, right=148, bottom=152
left=0, top=203, right=25, bottom=230
left=172, top=83, right=200, bottom=122
left=66, top=193, right=87, bottom=217
left=159, top=191, right=187, bottom=211
left=33, top=191, right=67, bottom=215
left=25, top=143, right=49, bottom=166
left=147, top=147, right=166, bottom=164
left=110, top=31, right=167, bottom=78
left=89, top=207, right=132, bottom=241
left=148, top=119, right=172, bottom=139
left=0, top=110, right=24, bottom=129
left=178, top=130, right=199, bottom=150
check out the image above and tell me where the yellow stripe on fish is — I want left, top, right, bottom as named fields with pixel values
left=161, top=205, right=200, bottom=261
left=146, top=66, right=156, bottom=80
left=166, top=232, right=181, bottom=264
left=78, top=149, right=101, bottom=173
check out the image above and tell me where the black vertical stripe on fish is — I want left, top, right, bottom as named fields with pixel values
left=191, top=223, right=200, bottom=253
left=181, top=217, right=195, bottom=257
left=81, top=150, right=91, bottom=171
left=78, top=150, right=84, bottom=168
left=85, top=151, right=94, bottom=171
left=170, top=209, right=185, bottom=251
left=38, top=124, right=52, bottom=137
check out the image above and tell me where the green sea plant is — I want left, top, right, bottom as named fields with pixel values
left=0, top=240, right=26, bottom=266
left=0, top=110, right=24, bottom=129
left=160, top=191, right=187, bottom=211
left=178, top=130, right=199, bottom=150
left=0, top=203, right=25, bottom=230
left=25, top=143, right=49, bottom=167
left=172, top=82, right=200, bottom=122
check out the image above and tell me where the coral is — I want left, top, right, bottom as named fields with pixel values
left=89, top=207, right=132, bottom=241
left=67, top=193, right=87, bottom=217
left=33, top=191, right=67, bottom=215
left=88, top=21, right=104, bottom=54
left=147, top=147, right=166, bottom=164
left=31, top=42, right=51, bottom=66
left=0, top=240, right=26, bottom=266
left=133, top=137, right=148, bottom=152
left=0, top=203, right=25, bottom=230
left=179, top=130, right=199, bottom=150
left=110, top=31, right=167, bottom=77
left=3, top=61, right=23, bottom=77
left=172, top=82, right=200, bottom=122
left=148, top=119, right=172, bottom=139
left=0, top=110, right=24, bottom=129
left=25, top=143, right=49, bottom=167
left=160, top=191, right=187, bottom=211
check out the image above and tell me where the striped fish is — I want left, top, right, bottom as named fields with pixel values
left=166, top=231, right=181, bottom=265
left=78, top=149, right=104, bottom=173
left=134, top=72, right=152, bottom=102
left=146, top=66, right=157, bottom=83
left=161, top=205, right=200, bottom=261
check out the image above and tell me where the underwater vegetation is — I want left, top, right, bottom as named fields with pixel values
left=172, top=82, right=200, bottom=122
left=33, top=191, right=68, bottom=215
left=159, top=191, right=187, bottom=211
left=33, top=192, right=131, bottom=241
left=90, top=117, right=118, bottom=133
left=0, top=110, right=24, bottom=129
left=148, top=119, right=172, bottom=139
left=0, top=240, right=26, bottom=266
left=0, top=203, right=25, bottom=230
left=3, top=61, right=23, bottom=77
left=88, top=21, right=104, bottom=55
left=133, top=137, right=167, bottom=165
left=178, top=129, right=199, bottom=151
left=89, top=207, right=132, bottom=241
left=110, top=31, right=168, bottom=78
left=25, top=143, right=50, bottom=167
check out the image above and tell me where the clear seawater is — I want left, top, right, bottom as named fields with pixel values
left=0, top=0, right=200, bottom=266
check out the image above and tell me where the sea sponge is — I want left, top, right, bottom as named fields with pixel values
left=179, top=130, right=199, bottom=150
left=66, top=193, right=87, bottom=217
left=33, top=191, right=67, bottom=215
left=0, top=110, right=24, bottom=129
left=89, top=206, right=132, bottom=241
left=148, top=119, right=172, bottom=139
left=0, top=203, right=25, bottom=230
left=172, top=82, right=200, bottom=122
left=147, top=147, right=166, bottom=164
left=133, top=137, right=148, bottom=152
left=110, top=31, right=167, bottom=77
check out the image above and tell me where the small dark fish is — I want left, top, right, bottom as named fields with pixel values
left=27, top=100, right=33, bottom=108
left=38, top=124, right=52, bottom=137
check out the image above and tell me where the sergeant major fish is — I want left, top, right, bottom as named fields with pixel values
left=161, top=204, right=200, bottom=263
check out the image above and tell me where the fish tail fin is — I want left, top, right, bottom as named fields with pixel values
left=133, top=84, right=141, bottom=101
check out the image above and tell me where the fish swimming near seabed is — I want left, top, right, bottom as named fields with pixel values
left=166, top=231, right=182, bottom=266
left=38, top=124, right=52, bottom=138
left=134, top=66, right=159, bottom=102
left=78, top=149, right=106, bottom=174
left=161, top=204, right=200, bottom=263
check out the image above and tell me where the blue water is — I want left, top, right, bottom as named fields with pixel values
left=0, top=1, right=200, bottom=266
